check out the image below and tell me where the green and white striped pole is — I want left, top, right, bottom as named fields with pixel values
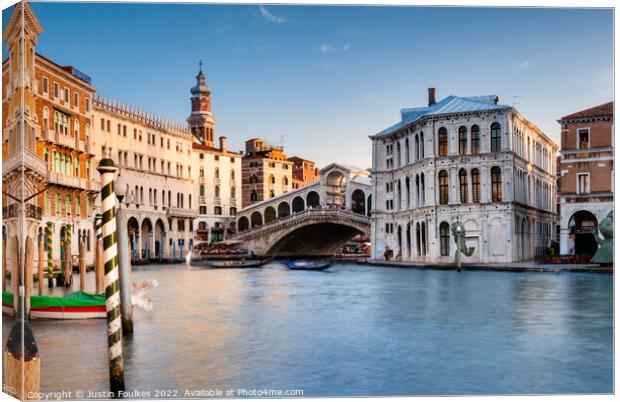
left=97, top=153, right=125, bottom=395
left=64, top=224, right=72, bottom=287
left=46, top=222, right=53, bottom=287
left=95, top=214, right=104, bottom=294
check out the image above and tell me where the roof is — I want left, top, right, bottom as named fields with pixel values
left=560, top=102, right=613, bottom=121
left=374, top=95, right=510, bottom=138
left=351, top=175, right=372, bottom=186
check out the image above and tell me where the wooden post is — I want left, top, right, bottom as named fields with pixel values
left=3, top=310, right=40, bottom=400
left=79, top=238, right=86, bottom=292
left=46, top=222, right=54, bottom=288
left=97, top=152, right=125, bottom=394
left=25, top=236, right=34, bottom=315
left=2, top=233, right=6, bottom=291
left=38, top=235, right=44, bottom=295
left=64, top=225, right=72, bottom=287
left=95, top=214, right=104, bottom=294
left=11, top=236, right=19, bottom=315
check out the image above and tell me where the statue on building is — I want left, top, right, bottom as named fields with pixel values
left=451, top=222, right=475, bottom=271
left=591, top=211, right=613, bottom=264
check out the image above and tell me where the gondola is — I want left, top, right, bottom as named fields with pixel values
left=192, top=257, right=271, bottom=269
left=285, top=261, right=331, bottom=271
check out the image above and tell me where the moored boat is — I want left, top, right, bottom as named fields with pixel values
left=3, top=291, right=106, bottom=319
left=192, top=257, right=271, bottom=269
left=285, top=261, right=331, bottom=271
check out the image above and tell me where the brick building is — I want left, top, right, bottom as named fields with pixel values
left=288, top=156, right=319, bottom=189
left=557, top=101, right=614, bottom=256
left=241, top=138, right=292, bottom=207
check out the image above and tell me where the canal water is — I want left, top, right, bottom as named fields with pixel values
left=2, top=262, right=613, bottom=396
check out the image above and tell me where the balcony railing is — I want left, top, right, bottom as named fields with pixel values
left=47, top=172, right=96, bottom=191
left=166, top=207, right=198, bottom=218
left=3, top=148, right=47, bottom=178
left=3, top=204, right=42, bottom=220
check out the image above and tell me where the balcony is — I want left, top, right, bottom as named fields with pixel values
left=3, top=204, right=42, bottom=220
left=55, top=133, right=76, bottom=149
left=47, top=172, right=95, bottom=190
left=166, top=207, right=198, bottom=218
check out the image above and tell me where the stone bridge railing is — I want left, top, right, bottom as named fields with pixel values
left=234, top=207, right=371, bottom=241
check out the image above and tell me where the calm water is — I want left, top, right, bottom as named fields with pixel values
left=2, top=263, right=613, bottom=396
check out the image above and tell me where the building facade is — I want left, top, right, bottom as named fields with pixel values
left=242, top=138, right=292, bottom=207
left=91, top=96, right=197, bottom=262
left=288, top=156, right=319, bottom=189
left=3, top=2, right=98, bottom=269
left=370, top=89, right=558, bottom=264
left=557, top=102, right=614, bottom=257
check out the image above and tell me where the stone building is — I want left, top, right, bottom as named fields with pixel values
left=186, top=66, right=243, bottom=243
left=91, top=96, right=196, bottom=262
left=288, top=156, right=319, bottom=189
left=370, top=88, right=558, bottom=264
left=242, top=138, right=292, bottom=207
left=557, top=102, right=614, bottom=257
left=2, top=2, right=98, bottom=269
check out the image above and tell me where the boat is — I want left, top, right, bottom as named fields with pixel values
left=3, top=291, right=106, bottom=319
left=192, top=257, right=271, bottom=269
left=285, top=260, right=331, bottom=271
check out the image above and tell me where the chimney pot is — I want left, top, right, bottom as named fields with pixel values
left=428, top=88, right=437, bottom=106
left=219, top=136, right=227, bottom=152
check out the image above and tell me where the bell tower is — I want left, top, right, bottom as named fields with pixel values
left=187, top=61, right=216, bottom=147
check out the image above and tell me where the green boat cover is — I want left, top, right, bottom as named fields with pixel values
left=2, top=291, right=105, bottom=308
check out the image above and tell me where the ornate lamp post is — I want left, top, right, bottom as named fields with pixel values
left=114, top=171, right=134, bottom=334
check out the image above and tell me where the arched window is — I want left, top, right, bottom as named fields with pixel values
left=438, top=170, right=449, bottom=204
left=269, top=175, right=275, bottom=184
left=44, top=191, right=50, bottom=214
left=405, top=138, right=410, bottom=164
left=43, top=107, right=49, bottom=129
left=55, top=193, right=61, bottom=214
left=438, top=127, right=448, bottom=156
left=491, top=166, right=502, bottom=202
left=283, top=176, right=288, bottom=186
left=471, top=168, right=480, bottom=203
left=440, top=222, right=450, bottom=256
left=74, top=119, right=79, bottom=138
left=491, top=122, right=501, bottom=152
left=215, top=186, right=220, bottom=198
left=415, top=222, right=421, bottom=256
left=75, top=195, right=80, bottom=216
left=214, top=168, right=220, bottom=179
left=396, top=141, right=401, bottom=167
left=250, top=190, right=258, bottom=202
left=414, top=135, right=419, bottom=161
left=199, top=168, right=204, bottom=177
left=458, top=126, right=467, bottom=155
left=66, top=195, right=71, bottom=216
left=419, top=132, right=424, bottom=159
left=471, top=125, right=480, bottom=154
left=199, top=185, right=205, bottom=196
left=231, top=170, right=235, bottom=180
left=459, top=169, right=468, bottom=203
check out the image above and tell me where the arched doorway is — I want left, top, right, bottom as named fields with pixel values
left=265, top=206, right=277, bottom=223
left=278, top=202, right=290, bottom=218
left=325, top=170, right=345, bottom=207
left=367, top=194, right=372, bottom=217
left=141, top=218, right=153, bottom=260
left=292, top=196, right=305, bottom=213
left=306, top=191, right=320, bottom=208
left=568, top=210, right=599, bottom=256
left=127, top=217, right=140, bottom=261
left=238, top=216, right=249, bottom=232
left=351, top=189, right=366, bottom=214
left=251, top=211, right=263, bottom=228
left=155, top=219, right=166, bottom=260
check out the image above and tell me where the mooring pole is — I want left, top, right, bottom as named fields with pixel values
left=2, top=233, right=6, bottom=291
left=79, top=235, right=86, bottom=292
left=115, top=200, right=134, bottom=334
left=64, top=225, right=72, bottom=287
left=97, top=152, right=125, bottom=395
left=46, top=222, right=54, bottom=287
left=25, top=236, right=34, bottom=315
left=95, top=214, right=104, bottom=294
left=38, top=234, right=44, bottom=295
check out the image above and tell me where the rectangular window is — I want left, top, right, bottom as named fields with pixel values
left=123, top=125, right=127, bottom=137
left=578, top=129, right=590, bottom=150
left=577, top=173, right=590, bottom=194
left=74, top=92, right=79, bottom=108
left=106, top=120, right=111, bottom=132
left=64, top=88, right=69, bottom=102
left=85, top=98, right=90, bottom=112
left=42, top=77, right=48, bottom=93
left=100, top=118, right=105, bottom=130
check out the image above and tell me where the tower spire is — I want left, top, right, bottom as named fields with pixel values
left=187, top=60, right=216, bottom=146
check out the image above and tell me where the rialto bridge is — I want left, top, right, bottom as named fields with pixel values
left=234, top=163, right=372, bottom=256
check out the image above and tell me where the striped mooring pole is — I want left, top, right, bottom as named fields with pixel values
left=95, top=214, right=103, bottom=294
left=46, top=222, right=53, bottom=287
left=97, top=152, right=125, bottom=395
left=64, top=224, right=72, bottom=287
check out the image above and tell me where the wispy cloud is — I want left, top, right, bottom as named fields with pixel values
left=320, top=43, right=351, bottom=53
left=258, top=5, right=283, bottom=23
left=515, top=60, right=532, bottom=70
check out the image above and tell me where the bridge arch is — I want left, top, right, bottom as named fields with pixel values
left=278, top=201, right=291, bottom=218
left=251, top=211, right=263, bottom=228
left=238, top=216, right=249, bottom=232
left=292, top=196, right=305, bottom=213
left=351, top=189, right=366, bottom=215
left=307, top=191, right=320, bottom=208
left=265, top=206, right=277, bottom=224
left=325, top=170, right=346, bottom=206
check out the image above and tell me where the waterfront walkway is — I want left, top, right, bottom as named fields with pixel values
left=365, top=259, right=613, bottom=274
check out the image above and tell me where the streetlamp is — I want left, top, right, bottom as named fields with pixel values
left=114, top=170, right=133, bottom=334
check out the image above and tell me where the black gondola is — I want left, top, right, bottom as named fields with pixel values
left=285, top=261, right=331, bottom=271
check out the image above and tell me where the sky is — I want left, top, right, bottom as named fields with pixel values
left=2, top=2, right=614, bottom=168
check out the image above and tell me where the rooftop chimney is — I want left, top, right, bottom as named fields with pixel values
left=219, top=136, right=227, bottom=152
left=428, top=88, right=437, bottom=106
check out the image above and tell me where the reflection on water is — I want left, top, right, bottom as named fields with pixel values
left=2, top=263, right=613, bottom=396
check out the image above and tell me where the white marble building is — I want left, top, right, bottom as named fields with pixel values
left=370, top=89, right=558, bottom=264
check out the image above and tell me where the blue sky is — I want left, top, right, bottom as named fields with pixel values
left=3, top=3, right=613, bottom=168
